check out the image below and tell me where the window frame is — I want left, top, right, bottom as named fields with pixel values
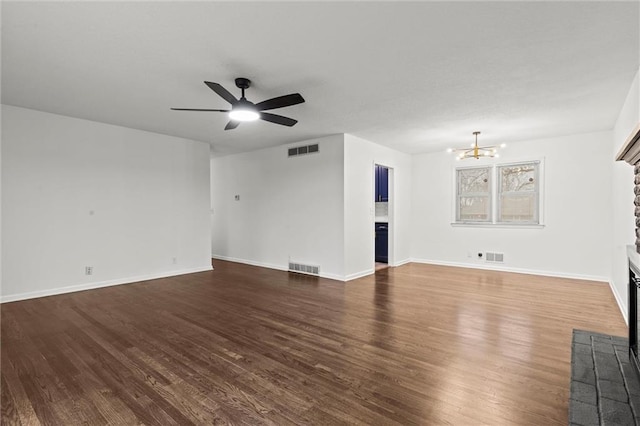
left=455, top=165, right=493, bottom=223
left=496, top=161, right=540, bottom=224
left=452, top=159, right=544, bottom=228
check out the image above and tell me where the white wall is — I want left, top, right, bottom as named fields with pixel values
left=612, top=69, right=640, bottom=322
left=210, top=134, right=346, bottom=280
left=343, top=134, right=412, bottom=279
left=411, top=131, right=613, bottom=281
left=1, top=105, right=212, bottom=302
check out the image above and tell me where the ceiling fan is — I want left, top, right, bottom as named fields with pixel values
left=171, top=78, right=305, bottom=130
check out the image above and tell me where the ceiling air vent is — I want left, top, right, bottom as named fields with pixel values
left=288, top=143, right=319, bottom=157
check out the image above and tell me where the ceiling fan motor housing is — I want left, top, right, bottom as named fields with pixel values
left=234, top=98, right=256, bottom=109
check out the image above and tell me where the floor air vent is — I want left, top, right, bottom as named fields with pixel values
left=288, top=143, right=319, bottom=157
left=288, top=262, right=320, bottom=276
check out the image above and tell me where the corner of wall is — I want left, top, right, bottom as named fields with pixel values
left=211, top=134, right=347, bottom=280
left=608, top=278, right=629, bottom=326
left=609, top=67, right=640, bottom=324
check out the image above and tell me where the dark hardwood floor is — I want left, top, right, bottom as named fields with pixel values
left=1, top=260, right=627, bottom=425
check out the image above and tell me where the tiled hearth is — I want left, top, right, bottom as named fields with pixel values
left=569, top=330, right=640, bottom=426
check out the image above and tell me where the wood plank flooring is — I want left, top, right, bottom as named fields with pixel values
left=1, top=261, right=628, bottom=425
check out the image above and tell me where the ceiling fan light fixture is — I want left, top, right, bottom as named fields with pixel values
left=171, top=78, right=304, bottom=130
left=229, top=108, right=259, bottom=122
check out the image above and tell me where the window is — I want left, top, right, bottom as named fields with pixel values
left=497, top=163, right=538, bottom=223
left=455, top=161, right=541, bottom=226
left=456, top=167, right=492, bottom=222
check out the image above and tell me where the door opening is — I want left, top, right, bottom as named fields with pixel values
left=374, top=164, right=391, bottom=271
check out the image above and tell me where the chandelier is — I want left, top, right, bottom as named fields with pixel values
left=447, top=131, right=505, bottom=160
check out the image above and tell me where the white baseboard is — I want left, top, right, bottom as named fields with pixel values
left=211, top=254, right=288, bottom=272
left=0, top=265, right=214, bottom=304
left=212, top=254, right=345, bottom=281
left=345, top=269, right=374, bottom=281
left=392, top=258, right=411, bottom=267
left=211, top=256, right=412, bottom=283
left=410, top=258, right=610, bottom=283
left=608, top=280, right=629, bottom=326
left=320, top=272, right=346, bottom=281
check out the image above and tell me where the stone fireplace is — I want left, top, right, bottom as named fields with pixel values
left=616, top=123, right=640, bottom=379
left=627, top=247, right=640, bottom=380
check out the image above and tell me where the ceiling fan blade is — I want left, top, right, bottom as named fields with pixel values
left=255, top=93, right=305, bottom=111
left=171, top=108, right=229, bottom=112
left=224, top=120, right=240, bottom=130
left=204, top=81, right=238, bottom=105
left=260, top=112, right=298, bottom=127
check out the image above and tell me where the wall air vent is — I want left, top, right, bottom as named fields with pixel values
left=485, top=252, right=504, bottom=263
left=288, top=262, right=320, bottom=276
left=288, top=143, right=319, bottom=157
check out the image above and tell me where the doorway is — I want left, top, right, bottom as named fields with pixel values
left=374, top=164, right=392, bottom=271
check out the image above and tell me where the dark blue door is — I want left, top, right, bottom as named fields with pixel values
left=375, top=165, right=389, bottom=202
left=375, top=222, right=388, bottom=263
left=379, top=167, right=388, bottom=202
left=375, top=165, right=380, bottom=202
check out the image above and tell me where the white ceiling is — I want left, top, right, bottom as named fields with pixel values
left=2, top=1, right=638, bottom=155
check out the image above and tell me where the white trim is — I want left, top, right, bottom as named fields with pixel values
left=345, top=269, right=374, bottom=281
left=453, top=165, right=493, bottom=223
left=0, top=265, right=214, bottom=304
left=212, top=254, right=287, bottom=272
left=212, top=254, right=345, bottom=282
left=392, top=258, right=412, bottom=267
left=451, top=222, right=545, bottom=229
left=320, top=272, right=346, bottom=281
left=452, top=158, right=545, bottom=226
left=410, top=258, right=610, bottom=283
left=608, top=280, right=629, bottom=326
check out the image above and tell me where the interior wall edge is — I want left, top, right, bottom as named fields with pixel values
left=608, top=278, right=629, bottom=326
left=0, top=265, right=213, bottom=304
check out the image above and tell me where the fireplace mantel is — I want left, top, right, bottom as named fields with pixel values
left=628, top=245, right=640, bottom=274
left=616, top=123, right=640, bottom=165
left=618, top=126, right=640, bottom=252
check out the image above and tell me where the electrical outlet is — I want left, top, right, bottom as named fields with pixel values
left=85, top=266, right=93, bottom=275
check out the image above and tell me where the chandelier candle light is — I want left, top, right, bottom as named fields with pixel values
left=447, top=131, right=506, bottom=160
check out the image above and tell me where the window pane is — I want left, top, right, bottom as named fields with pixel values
left=500, top=165, right=536, bottom=192
left=500, top=194, right=536, bottom=222
left=458, top=168, right=490, bottom=194
left=498, top=162, right=539, bottom=223
left=459, top=196, right=490, bottom=221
